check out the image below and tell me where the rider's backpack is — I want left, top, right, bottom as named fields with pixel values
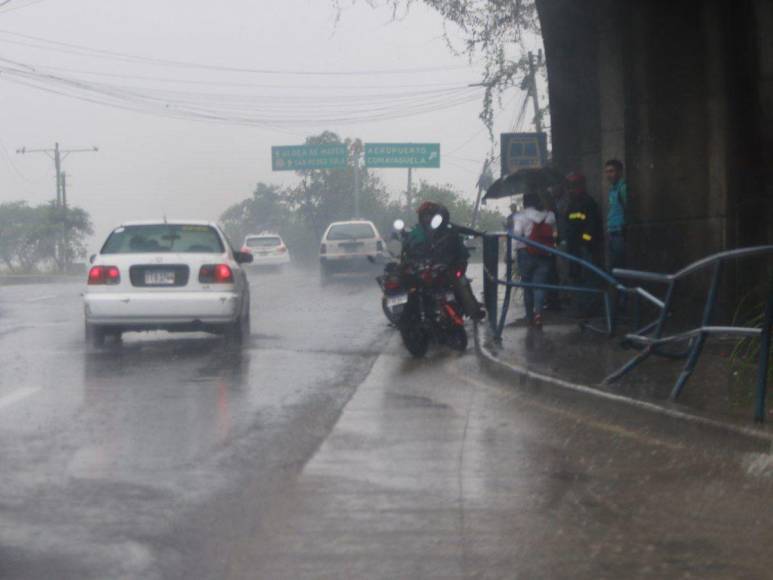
left=527, top=218, right=555, bottom=256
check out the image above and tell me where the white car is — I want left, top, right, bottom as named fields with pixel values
left=241, top=233, right=291, bottom=268
left=83, top=220, right=252, bottom=347
left=319, top=220, right=387, bottom=277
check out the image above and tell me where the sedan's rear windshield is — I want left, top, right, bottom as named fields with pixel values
left=101, top=224, right=225, bottom=254
left=326, top=223, right=376, bottom=240
left=246, top=236, right=281, bottom=248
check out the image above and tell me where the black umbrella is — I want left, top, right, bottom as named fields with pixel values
left=483, top=167, right=565, bottom=201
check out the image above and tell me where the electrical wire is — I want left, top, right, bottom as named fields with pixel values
left=0, top=0, right=47, bottom=14
left=0, top=30, right=475, bottom=76
left=0, top=62, right=484, bottom=128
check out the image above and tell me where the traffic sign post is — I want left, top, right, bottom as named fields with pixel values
left=271, top=144, right=348, bottom=171
left=364, top=143, right=440, bottom=169
left=364, top=143, right=440, bottom=209
left=500, top=133, right=548, bottom=176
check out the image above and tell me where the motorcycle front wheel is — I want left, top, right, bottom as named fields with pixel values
left=400, top=324, right=431, bottom=358
left=446, top=325, right=468, bottom=352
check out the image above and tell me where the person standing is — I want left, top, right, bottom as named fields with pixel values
left=565, top=172, right=602, bottom=314
left=511, top=192, right=557, bottom=328
left=604, top=159, right=628, bottom=272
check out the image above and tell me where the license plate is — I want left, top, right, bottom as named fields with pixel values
left=145, top=270, right=175, bottom=285
left=386, top=294, right=408, bottom=308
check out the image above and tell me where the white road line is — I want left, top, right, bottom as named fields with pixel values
left=25, top=294, right=58, bottom=303
left=0, top=387, right=41, bottom=411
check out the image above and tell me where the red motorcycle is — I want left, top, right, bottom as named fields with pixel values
left=378, top=218, right=470, bottom=357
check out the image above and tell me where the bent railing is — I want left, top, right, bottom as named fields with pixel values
left=605, top=245, right=773, bottom=422
left=482, top=233, right=773, bottom=423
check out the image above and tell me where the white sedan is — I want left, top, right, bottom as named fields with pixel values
left=241, top=233, right=291, bottom=269
left=83, top=220, right=252, bottom=347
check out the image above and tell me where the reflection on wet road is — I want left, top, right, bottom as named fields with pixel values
left=0, top=267, right=772, bottom=579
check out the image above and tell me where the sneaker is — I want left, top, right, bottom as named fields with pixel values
left=532, top=313, right=544, bottom=329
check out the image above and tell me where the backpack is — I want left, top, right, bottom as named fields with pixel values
left=527, top=217, right=555, bottom=256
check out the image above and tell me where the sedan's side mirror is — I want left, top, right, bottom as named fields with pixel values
left=89, top=254, right=96, bottom=264
left=234, top=251, right=253, bottom=264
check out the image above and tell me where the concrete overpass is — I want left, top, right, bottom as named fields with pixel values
left=537, top=0, right=773, bottom=300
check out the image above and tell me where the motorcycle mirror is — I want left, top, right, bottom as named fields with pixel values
left=393, top=219, right=405, bottom=232
left=430, top=214, right=444, bottom=230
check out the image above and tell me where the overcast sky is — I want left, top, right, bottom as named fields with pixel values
left=0, top=0, right=538, bottom=246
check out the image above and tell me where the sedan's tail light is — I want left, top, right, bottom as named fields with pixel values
left=277, top=245, right=288, bottom=254
left=88, top=266, right=121, bottom=285
left=199, top=264, right=234, bottom=283
left=240, top=246, right=253, bottom=254
left=320, top=243, right=327, bottom=255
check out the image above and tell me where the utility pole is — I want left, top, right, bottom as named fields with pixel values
left=527, top=50, right=544, bottom=134
left=61, top=171, right=68, bottom=209
left=17, top=143, right=98, bottom=271
left=406, top=167, right=413, bottom=210
left=17, top=143, right=98, bottom=207
left=353, top=153, right=361, bottom=219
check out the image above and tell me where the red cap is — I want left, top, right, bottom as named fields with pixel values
left=565, top=171, right=587, bottom=192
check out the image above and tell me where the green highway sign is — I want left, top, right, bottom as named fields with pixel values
left=271, top=144, right=348, bottom=171
left=364, top=143, right=440, bottom=168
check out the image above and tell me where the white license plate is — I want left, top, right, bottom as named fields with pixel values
left=386, top=294, right=408, bottom=308
left=145, top=270, right=176, bottom=285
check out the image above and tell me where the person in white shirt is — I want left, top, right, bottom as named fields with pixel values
left=510, top=192, right=557, bottom=328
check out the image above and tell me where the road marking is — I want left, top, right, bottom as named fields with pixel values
left=25, top=294, right=58, bottom=303
left=0, top=387, right=41, bottom=411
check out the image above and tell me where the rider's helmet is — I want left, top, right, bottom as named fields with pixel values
left=416, top=201, right=450, bottom=229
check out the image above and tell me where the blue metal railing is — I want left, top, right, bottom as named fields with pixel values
left=482, top=231, right=623, bottom=339
left=481, top=234, right=773, bottom=423
left=606, top=245, right=773, bottom=422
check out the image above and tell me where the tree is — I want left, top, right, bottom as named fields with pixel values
left=0, top=201, right=39, bottom=272
left=220, top=182, right=289, bottom=245
left=0, top=201, right=93, bottom=273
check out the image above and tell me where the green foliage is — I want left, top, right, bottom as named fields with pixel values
left=730, top=292, right=773, bottom=387
left=0, top=201, right=93, bottom=273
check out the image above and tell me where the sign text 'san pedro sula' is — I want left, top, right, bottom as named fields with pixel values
left=272, top=144, right=348, bottom=171
left=364, top=143, right=440, bottom=168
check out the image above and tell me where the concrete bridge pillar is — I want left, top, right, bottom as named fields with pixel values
left=537, top=0, right=773, bottom=303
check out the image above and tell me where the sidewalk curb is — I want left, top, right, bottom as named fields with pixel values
left=473, top=323, right=773, bottom=449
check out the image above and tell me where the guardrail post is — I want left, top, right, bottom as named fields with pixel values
left=754, top=275, right=773, bottom=422
left=483, top=234, right=500, bottom=337
left=671, top=262, right=721, bottom=400
left=497, top=234, right=514, bottom=338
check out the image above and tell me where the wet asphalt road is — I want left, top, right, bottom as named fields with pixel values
left=0, top=266, right=772, bottom=579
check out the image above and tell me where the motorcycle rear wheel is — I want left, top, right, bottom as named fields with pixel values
left=400, top=325, right=431, bottom=358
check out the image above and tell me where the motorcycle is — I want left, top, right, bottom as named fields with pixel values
left=377, top=216, right=475, bottom=358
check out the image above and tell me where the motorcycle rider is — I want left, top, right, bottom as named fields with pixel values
left=405, top=201, right=485, bottom=320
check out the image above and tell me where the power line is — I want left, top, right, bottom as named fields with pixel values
left=0, top=60, right=484, bottom=127
left=0, top=30, right=475, bottom=76
left=0, top=0, right=47, bottom=14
